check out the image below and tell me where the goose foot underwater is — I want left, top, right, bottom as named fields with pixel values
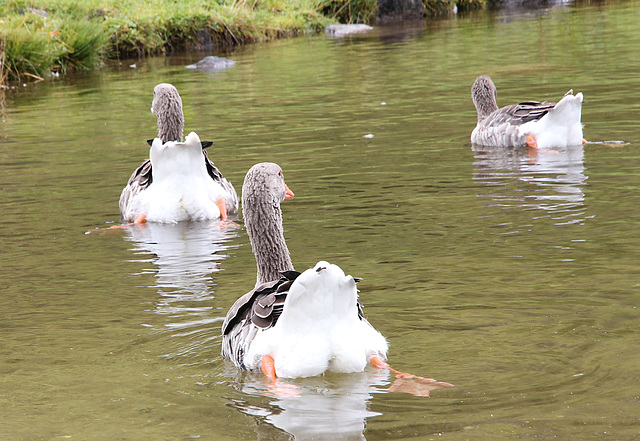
left=370, top=356, right=454, bottom=398
left=526, top=134, right=588, bottom=150
left=257, top=354, right=454, bottom=398
left=100, top=196, right=232, bottom=231
left=87, top=212, right=239, bottom=235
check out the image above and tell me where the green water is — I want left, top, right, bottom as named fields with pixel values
left=2, top=2, right=640, bottom=439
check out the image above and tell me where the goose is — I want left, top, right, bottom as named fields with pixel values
left=221, top=163, right=453, bottom=394
left=119, top=83, right=238, bottom=223
left=471, top=75, right=584, bottom=149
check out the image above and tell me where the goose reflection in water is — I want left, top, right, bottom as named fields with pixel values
left=123, top=221, right=239, bottom=318
left=472, top=143, right=590, bottom=226
left=229, top=369, right=391, bottom=441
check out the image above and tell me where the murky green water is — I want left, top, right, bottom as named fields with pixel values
left=3, top=1, right=640, bottom=439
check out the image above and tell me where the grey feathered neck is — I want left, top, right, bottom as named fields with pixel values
left=242, top=163, right=294, bottom=286
left=152, top=83, right=184, bottom=143
left=472, top=75, right=499, bottom=123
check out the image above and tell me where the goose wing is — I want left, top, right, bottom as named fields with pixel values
left=203, top=149, right=239, bottom=213
left=484, top=100, right=557, bottom=128
left=221, top=271, right=369, bottom=370
left=119, top=158, right=153, bottom=218
left=221, top=271, right=300, bottom=370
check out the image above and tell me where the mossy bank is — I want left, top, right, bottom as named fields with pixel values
left=0, top=0, right=489, bottom=85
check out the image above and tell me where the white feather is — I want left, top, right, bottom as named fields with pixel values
left=245, top=261, right=388, bottom=379
left=519, top=92, right=584, bottom=148
left=125, top=132, right=232, bottom=223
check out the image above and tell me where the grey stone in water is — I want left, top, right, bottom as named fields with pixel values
left=325, top=24, right=373, bottom=38
left=185, top=56, right=236, bottom=72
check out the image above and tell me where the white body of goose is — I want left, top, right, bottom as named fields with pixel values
left=471, top=75, right=584, bottom=149
left=122, top=132, right=237, bottom=223
left=221, top=163, right=387, bottom=379
left=119, top=83, right=238, bottom=223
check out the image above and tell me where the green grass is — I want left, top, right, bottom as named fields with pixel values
left=318, top=0, right=379, bottom=23
left=0, top=0, right=334, bottom=82
left=0, top=0, right=488, bottom=84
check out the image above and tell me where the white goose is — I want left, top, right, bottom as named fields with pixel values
left=221, top=164, right=453, bottom=397
left=119, top=83, right=238, bottom=223
left=471, top=75, right=584, bottom=149
left=221, top=163, right=388, bottom=379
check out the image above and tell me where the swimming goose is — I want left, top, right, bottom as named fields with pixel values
left=221, top=163, right=389, bottom=380
left=119, top=83, right=238, bottom=223
left=221, top=164, right=453, bottom=398
left=471, top=75, right=584, bottom=149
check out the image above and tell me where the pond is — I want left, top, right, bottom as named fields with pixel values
left=2, top=1, right=640, bottom=439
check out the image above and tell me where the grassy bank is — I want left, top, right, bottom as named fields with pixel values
left=1, top=0, right=334, bottom=83
left=0, top=0, right=487, bottom=85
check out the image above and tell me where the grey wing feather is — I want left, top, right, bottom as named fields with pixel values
left=221, top=271, right=373, bottom=371
left=119, top=159, right=152, bottom=220
left=486, top=100, right=556, bottom=127
left=473, top=100, right=558, bottom=147
left=203, top=149, right=239, bottom=214
left=221, top=272, right=299, bottom=371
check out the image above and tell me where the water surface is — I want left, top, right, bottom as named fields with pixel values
left=2, top=1, right=640, bottom=439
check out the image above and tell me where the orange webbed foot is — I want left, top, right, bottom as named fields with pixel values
left=212, top=199, right=240, bottom=229
left=387, top=375, right=454, bottom=397
left=208, top=219, right=240, bottom=230
left=261, top=355, right=277, bottom=379
left=370, top=355, right=454, bottom=397
left=526, top=135, right=538, bottom=149
left=261, top=355, right=300, bottom=397
left=216, top=198, right=228, bottom=221
left=86, top=225, right=127, bottom=235
left=86, top=214, right=147, bottom=234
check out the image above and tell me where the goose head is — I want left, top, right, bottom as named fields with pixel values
left=242, top=163, right=294, bottom=209
left=242, top=163, right=295, bottom=285
left=472, top=75, right=499, bottom=123
left=151, top=83, right=185, bottom=143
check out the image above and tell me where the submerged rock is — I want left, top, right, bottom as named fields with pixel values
left=185, top=56, right=236, bottom=72
left=325, top=24, right=374, bottom=38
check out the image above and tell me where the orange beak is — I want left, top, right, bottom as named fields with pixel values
left=285, top=184, right=295, bottom=200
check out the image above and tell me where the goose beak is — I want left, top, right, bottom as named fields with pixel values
left=285, top=185, right=295, bottom=200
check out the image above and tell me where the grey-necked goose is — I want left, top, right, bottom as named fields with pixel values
left=221, top=162, right=389, bottom=380
left=119, top=83, right=238, bottom=223
left=220, top=164, right=453, bottom=399
left=471, top=75, right=584, bottom=149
